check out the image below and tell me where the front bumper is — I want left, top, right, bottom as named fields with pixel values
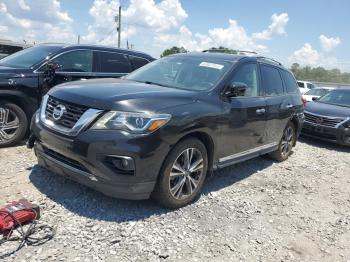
left=301, top=121, right=350, bottom=146
left=32, top=118, right=172, bottom=200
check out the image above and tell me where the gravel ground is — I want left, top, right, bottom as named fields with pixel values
left=0, top=137, right=350, bottom=262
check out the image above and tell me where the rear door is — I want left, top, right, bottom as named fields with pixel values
left=219, top=62, right=267, bottom=162
left=93, top=51, right=132, bottom=78
left=260, top=64, right=293, bottom=144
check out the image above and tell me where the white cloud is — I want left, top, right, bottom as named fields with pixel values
left=289, top=43, right=338, bottom=68
left=0, top=25, right=8, bottom=34
left=0, top=0, right=74, bottom=43
left=253, top=13, right=289, bottom=40
left=319, top=34, right=341, bottom=52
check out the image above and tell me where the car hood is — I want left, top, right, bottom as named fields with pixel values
left=49, top=78, right=198, bottom=112
left=305, top=101, right=350, bottom=118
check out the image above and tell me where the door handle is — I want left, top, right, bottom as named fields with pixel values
left=256, top=108, right=266, bottom=114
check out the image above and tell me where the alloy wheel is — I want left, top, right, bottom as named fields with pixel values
left=0, top=107, right=20, bottom=143
left=169, top=148, right=204, bottom=200
left=281, top=126, right=294, bottom=157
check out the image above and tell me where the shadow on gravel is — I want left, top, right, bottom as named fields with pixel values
left=29, top=156, right=275, bottom=222
left=299, top=135, right=350, bottom=153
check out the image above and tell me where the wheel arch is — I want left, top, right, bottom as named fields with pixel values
left=174, top=131, right=215, bottom=175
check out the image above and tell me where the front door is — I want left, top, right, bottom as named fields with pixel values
left=43, top=49, right=94, bottom=93
left=219, top=63, right=267, bottom=164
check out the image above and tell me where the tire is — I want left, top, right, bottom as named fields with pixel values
left=269, top=122, right=296, bottom=162
left=152, top=138, right=208, bottom=209
left=0, top=101, right=28, bottom=147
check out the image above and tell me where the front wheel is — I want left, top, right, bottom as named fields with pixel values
left=152, top=138, right=208, bottom=209
left=0, top=101, right=28, bottom=147
left=269, top=122, right=296, bottom=162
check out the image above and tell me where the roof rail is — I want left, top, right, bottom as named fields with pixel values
left=256, top=56, right=282, bottom=66
left=202, top=49, right=258, bottom=55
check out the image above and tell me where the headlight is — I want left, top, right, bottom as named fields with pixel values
left=91, top=111, right=171, bottom=133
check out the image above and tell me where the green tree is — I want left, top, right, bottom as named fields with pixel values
left=207, top=46, right=238, bottom=54
left=160, top=46, right=188, bottom=57
left=290, top=64, right=350, bottom=84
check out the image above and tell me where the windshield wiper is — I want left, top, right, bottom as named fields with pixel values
left=143, top=81, right=169, bottom=88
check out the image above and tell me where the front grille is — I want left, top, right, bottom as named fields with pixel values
left=42, top=146, right=90, bottom=174
left=302, top=128, right=337, bottom=141
left=304, top=112, right=344, bottom=128
left=45, top=96, right=88, bottom=128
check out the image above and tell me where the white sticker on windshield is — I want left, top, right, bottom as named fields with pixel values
left=199, top=62, right=224, bottom=70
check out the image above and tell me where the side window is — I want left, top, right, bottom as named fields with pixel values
left=307, top=83, right=314, bottom=89
left=282, top=70, right=299, bottom=94
left=229, top=63, right=259, bottom=97
left=97, top=51, right=132, bottom=73
left=298, top=82, right=304, bottom=88
left=52, top=50, right=93, bottom=72
left=261, top=65, right=284, bottom=96
left=129, top=56, right=149, bottom=70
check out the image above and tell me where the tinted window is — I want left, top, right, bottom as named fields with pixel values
left=282, top=70, right=299, bottom=94
left=307, top=83, right=314, bottom=89
left=230, top=63, right=259, bottom=97
left=261, top=65, right=284, bottom=95
left=97, top=52, right=131, bottom=73
left=129, top=56, right=149, bottom=70
left=53, top=50, right=92, bottom=72
left=298, top=82, right=304, bottom=88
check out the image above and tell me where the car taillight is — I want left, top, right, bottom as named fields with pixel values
left=301, top=96, right=307, bottom=107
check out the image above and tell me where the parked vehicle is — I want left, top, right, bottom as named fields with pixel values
left=0, top=44, right=154, bottom=147
left=302, top=87, right=335, bottom=102
left=30, top=52, right=304, bottom=208
left=298, top=80, right=316, bottom=94
left=302, top=88, right=350, bottom=145
left=0, top=39, right=32, bottom=59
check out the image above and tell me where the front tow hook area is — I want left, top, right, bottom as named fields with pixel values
left=26, top=133, right=36, bottom=149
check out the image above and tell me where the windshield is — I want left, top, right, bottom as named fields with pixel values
left=0, top=45, right=62, bottom=68
left=125, top=56, right=233, bottom=91
left=318, top=89, right=350, bottom=107
left=305, top=88, right=329, bottom=96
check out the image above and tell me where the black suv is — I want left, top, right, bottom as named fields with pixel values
left=0, top=44, right=154, bottom=146
left=30, top=52, right=304, bottom=208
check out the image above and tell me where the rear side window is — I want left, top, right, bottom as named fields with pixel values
left=261, top=65, right=284, bottom=96
left=282, top=70, right=299, bottom=94
left=129, top=56, right=149, bottom=70
left=96, top=51, right=132, bottom=73
left=298, top=82, right=304, bottom=88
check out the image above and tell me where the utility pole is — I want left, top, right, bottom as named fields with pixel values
left=77, top=34, right=80, bottom=44
left=116, top=6, right=121, bottom=48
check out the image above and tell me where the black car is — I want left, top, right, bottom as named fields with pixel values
left=30, top=52, right=304, bottom=208
left=0, top=44, right=154, bottom=147
left=302, top=88, right=350, bottom=145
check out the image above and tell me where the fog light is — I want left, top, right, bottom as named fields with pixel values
left=105, top=156, right=135, bottom=175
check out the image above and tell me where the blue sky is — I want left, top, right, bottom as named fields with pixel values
left=1, top=0, right=349, bottom=71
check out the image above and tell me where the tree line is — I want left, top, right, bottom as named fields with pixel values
left=160, top=46, right=350, bottom=84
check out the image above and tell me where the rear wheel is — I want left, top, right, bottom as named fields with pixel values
left=269, top=122, right=296, bottom=162
left=152, top=138, right=208, bottom=209
left=0, top=101, right=27, bottom=147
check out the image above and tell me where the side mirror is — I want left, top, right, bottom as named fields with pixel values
left=224, top=82, right=248, bottom=97
left=312, top=97, right=318, bottom=101
left=43, top=62, right=61, bottom=83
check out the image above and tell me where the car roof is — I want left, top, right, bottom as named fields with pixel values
left=314, top=86, right=335, bottom=89
left=38, top=43, right=155, bottom=60
left=171, top=52, right=288, bottom=70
